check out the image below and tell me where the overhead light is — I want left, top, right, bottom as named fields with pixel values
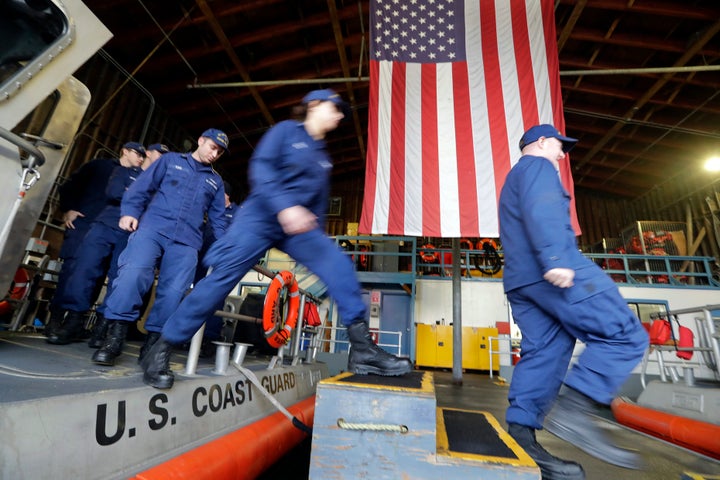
left=704, top=156, right=720, bottom=172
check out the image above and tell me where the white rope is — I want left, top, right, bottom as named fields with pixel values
left=336, top=418, right=408, bottom=433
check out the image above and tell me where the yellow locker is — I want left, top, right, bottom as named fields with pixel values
left=415, top=325, right=499, bottom=371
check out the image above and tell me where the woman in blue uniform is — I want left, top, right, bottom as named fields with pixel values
left=141, top=89, right=412, bottom=389
left=499, top=124, right=648, bottom=479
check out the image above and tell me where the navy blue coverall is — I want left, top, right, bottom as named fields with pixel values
left=160, top=120, right=366, bottom=345
left=102, top=152, right=228, bottom=333
left=53, top=164, right=143, bottom=314
left=499, top=154, right=648, bottom=430
left=52, top=157, right=120, bottom=309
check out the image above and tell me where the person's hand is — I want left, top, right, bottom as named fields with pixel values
left=62, top=210, right=84, bottom=229
left=544, top=267, right=575, bottom=288
left=119, top=215, right=139, bottom=232
left=277, top=205, right=318, bottom=235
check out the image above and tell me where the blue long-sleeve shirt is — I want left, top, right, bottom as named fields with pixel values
left=58, top=157, right=119, bottom=220
left=120, top=152, right=227, bottom=249
left=94, top=165, right=143, bottom=231
left=498, top=154, right=592, bottom=292
left=246, top=120, right=332, bottom=223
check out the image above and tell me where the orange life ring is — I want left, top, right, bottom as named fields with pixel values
left=0, top=268, right=31, bottom=316
left=262, top=270, right=300, bottom=348
left=459, top=238, right=473, bottom=250
left=420, top=243, right=439, bottom=263
left=473, top=238, right=502, bottom=275
left=476, top=238, right=498, bottom=251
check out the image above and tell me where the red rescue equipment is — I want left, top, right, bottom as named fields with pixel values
left=262, top=270, right=300, bottom=348
left=0, top=268, right=31, bottom=316
left=420, top=243, right=439, bottom=263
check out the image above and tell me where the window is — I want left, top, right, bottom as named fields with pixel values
left=0, top=0, right=74, bottom=101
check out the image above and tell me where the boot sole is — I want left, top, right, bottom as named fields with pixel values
left=544, top=416, right=642, bottom=469
left=349, top=364, right=413, bottom=376
left=143, top=373, right=174, bottom=389
left=92, top=353, right=120, bottom=366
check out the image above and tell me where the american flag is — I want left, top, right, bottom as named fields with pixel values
left=359, top=0, right=579, bottom=237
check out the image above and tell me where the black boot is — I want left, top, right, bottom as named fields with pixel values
left=346, top=321, right=412, bottom=376
left=544, top=386, right=642, bottom=469
left=88, top=313, right=109, bottom=349
left=141, top=337, right=175, bottom=389
left=46, top=310, right=85, bottom=345
left=137, top=331, right=161, bottom=363
left=44, top=309, right=65, bottom=338
left=508, top=423, right=585, bottom=480
left=92, top=321, right=129, bottom=366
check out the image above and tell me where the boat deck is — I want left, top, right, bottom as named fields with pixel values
left=0, top=331, right=326, bottom=480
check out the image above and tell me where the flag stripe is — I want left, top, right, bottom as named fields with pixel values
left=405, top=63, right=423, bottom=235
left=360, top=60, right=380, bottom=233
left=421, top=64, right=441, bottom=235
left=387, top=63, right=406, bottom=234
left=452, top=61, right=479, bottom=235
left=481, top=1, right=512, bottom=210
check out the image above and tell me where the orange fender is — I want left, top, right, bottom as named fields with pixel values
left=131, top=396, right=316, bottom=480
left=611, top=397, right=720, bottom=459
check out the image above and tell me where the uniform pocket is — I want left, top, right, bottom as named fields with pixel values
left=563, top=266, right=616, bottom=304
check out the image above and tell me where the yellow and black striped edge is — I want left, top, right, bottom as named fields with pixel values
left=436, top=406, right=537, bottom=468
left=321, top=371, right=434, bottom=394
left=681, top=473, right=720, bottom=480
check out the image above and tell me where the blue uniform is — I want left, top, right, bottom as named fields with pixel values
left=52, top=157, right=120, bottom=309
left=499, top=154, right=647, bottom=429
left=52, top=165, right=143, bottom=314
left=103, top=152, right=228, bottom=332
left=160, top=120, right=366, bottom=345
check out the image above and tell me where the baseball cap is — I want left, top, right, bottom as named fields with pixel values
left=302, top=88, right=351, bottom=118
left=201, top=128, right=230, bottom=152
left=519, top=124, right=578, bottom=153
left=147, top=143, right=169, bottom=154
left=123, top=142, right=146, bottom=157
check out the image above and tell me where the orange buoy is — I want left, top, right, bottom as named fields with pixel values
left=262, top=271, right=300, bottom=348
left=420, top=244, right=439, bottom=263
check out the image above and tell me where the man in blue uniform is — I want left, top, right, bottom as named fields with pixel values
left=140, top=89, right=412, bottom=389
left=93, top=130, right=229, bottom=366
left=499, top=124, right=648, bottom=479
left=47, top=142, right=147, bottom=337
left=145, top=143, right=169, bottom=166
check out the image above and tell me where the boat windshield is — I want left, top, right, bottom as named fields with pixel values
left=0, top=0, right=73, bottom=100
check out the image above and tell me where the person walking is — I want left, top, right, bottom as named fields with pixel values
left=92, top=130, right=229, bottom=366
left=141, top=89, right=412, bottom=389
left=498, top=124, right=648, bottom=480
left=46, top=142, right=146, bottom=338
